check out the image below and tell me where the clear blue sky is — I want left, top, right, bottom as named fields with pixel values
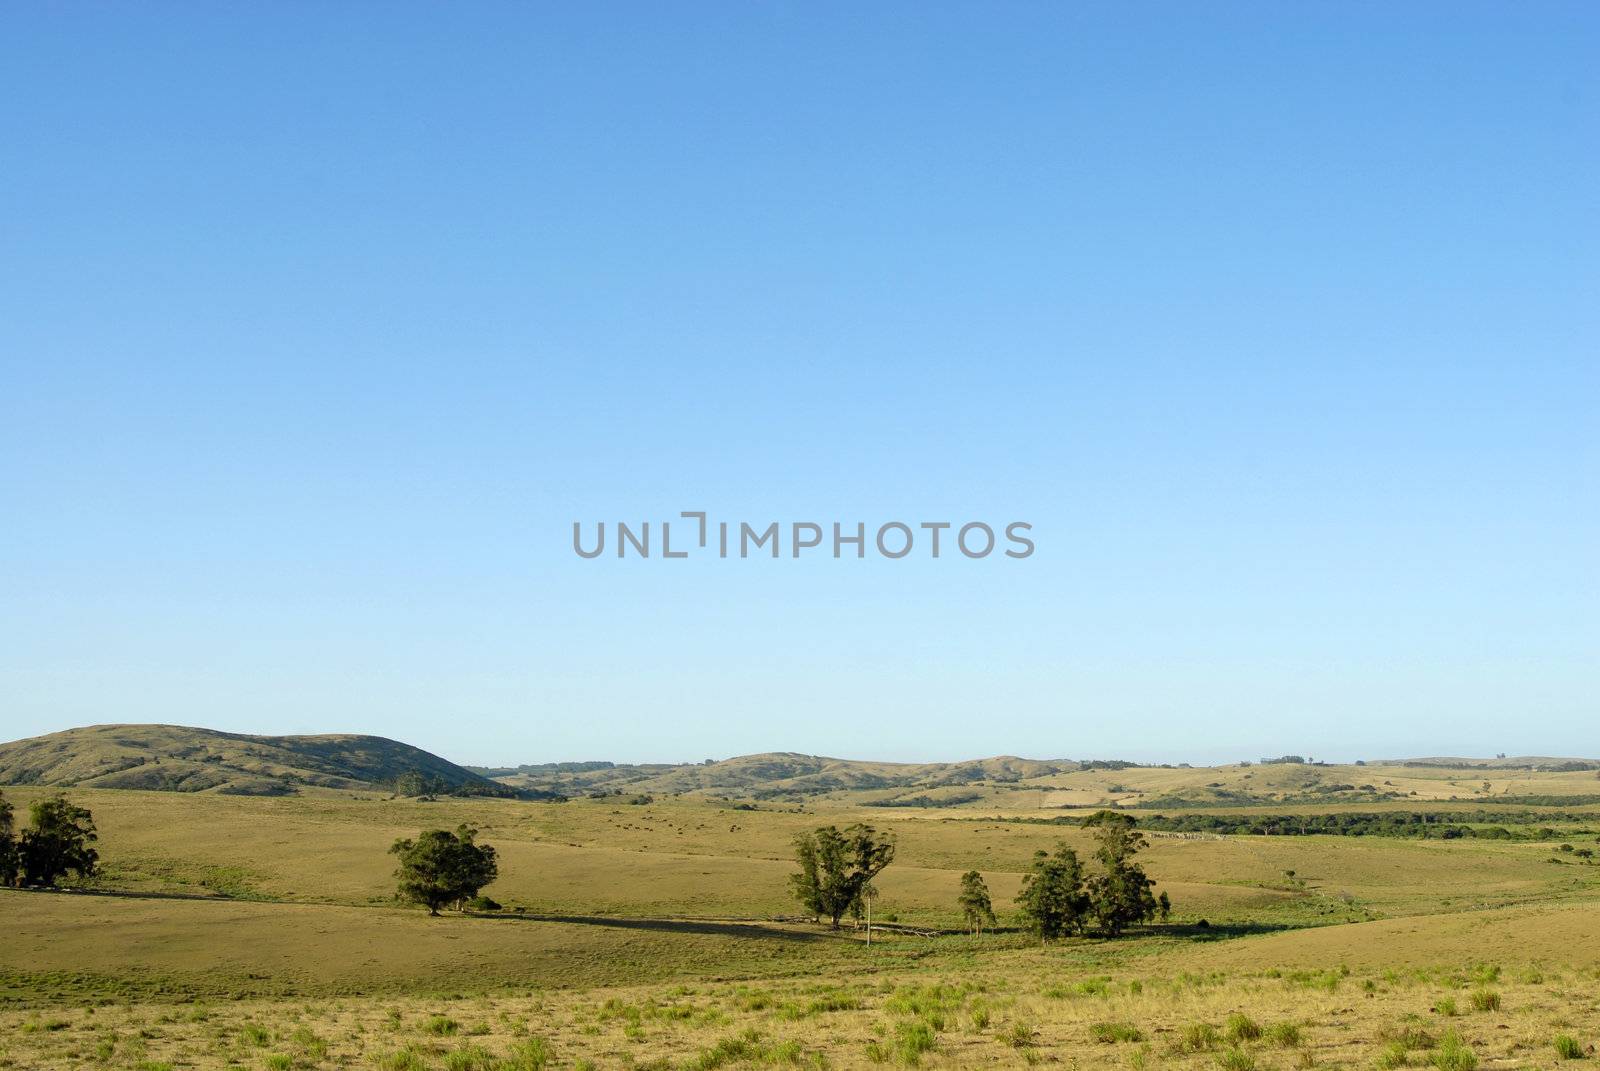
left=2, top=5, right=1595, bottom=766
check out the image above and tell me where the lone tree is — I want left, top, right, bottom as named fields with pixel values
left=1015, top=843, right=1089, bottom=943
left=1083, top=810, right=1160, bottom=936
left=957, top=870, right=996, bottom=936
left=389, top=824, right=498, bottom=915
left=0, top=791, right=16, bottom=887
left=14, top=794, right=99, bottom=888
left=789, top=824, right=895, bottom=930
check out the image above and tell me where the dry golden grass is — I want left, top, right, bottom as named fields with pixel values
left=4, top=951, right=1598, bottom=1069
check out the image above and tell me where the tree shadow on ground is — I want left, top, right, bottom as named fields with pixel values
left=478, top=913, right=832, bottom=942
left=1165, top=920, right=1303, bottom=941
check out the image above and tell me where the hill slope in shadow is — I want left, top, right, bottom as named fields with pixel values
left=0, top=723, right=497, bottom=796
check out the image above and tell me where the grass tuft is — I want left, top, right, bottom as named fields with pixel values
left=1554, top=1034, right=1585, bottom=1061
left=1266, top=1021, right=1302, bottom=1048
left=1216, top=1047, right=1256, bottom=1071
left=1178, top=1022, right=1222, bottom=1053
left=1090, top=1021, right=1145, bottom=1044
left=1430, top=1031, right=1477, bottom=1071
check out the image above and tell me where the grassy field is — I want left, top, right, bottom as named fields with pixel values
left=4, top=768, right=1600, bottom=1069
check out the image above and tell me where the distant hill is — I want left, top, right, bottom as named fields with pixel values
left=0, top=724, right=503, bottom=797
left=9, top=725, right=1598, bottom=807
left=473, top=751, right=1600, bottom=807
left=474, top=752, right=1081, bottom=800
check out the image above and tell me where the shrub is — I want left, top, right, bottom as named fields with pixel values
left=1436, top=998, right=1458, bottom=1017
left=1226, top=1014, right=1263, bottom=1043
left=1090, top=1021, right=1145, bottom=1043
left=1468, top=989, right=1500, bottom=1013
left=1431, top=1031, right=1478, bottom=1071
left=969, top=1004, right=991, bottom=1031
left=424, top=1015, right=461, bottom=1036
left=1554, top=1034, right=1584, bottom=1060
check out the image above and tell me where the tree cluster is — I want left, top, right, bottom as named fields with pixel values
left=1014, top=810, right=1169, bottom=941
left=1140, top=809, right=1598, bottom=840
left=788, top=824, right=896, bottom=929
left=0, top=790, right=100, bottom=889
left=785, top=813, right=1173, bottom=941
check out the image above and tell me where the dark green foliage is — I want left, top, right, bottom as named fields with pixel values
left=389, top=825, right=499, bottom=915
left=863, top=792, right=984, bottom=809
left=1014, top=843, right=1088, bottom=941
left=1126, top=810, right=1600, bottom=839
left=13, top=794, right=99, bottom=888
left=0, top=790, right=16, bottom=886
left=789, top=824, right=896, bottom=929
left=1083, top=810, right=1159, bottom=936
left=957, top=870, right=996, bottom=934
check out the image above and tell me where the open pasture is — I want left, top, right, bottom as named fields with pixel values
left=4, top=772, right=1600, bottom=1068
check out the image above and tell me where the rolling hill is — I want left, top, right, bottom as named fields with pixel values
left=7, top=724, right=1597, bottom=807
left=0, top=723, right=501, bottom=796
left=473, top=751, right=1082, bottom=800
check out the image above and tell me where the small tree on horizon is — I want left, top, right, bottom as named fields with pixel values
left=1015, top=843, right=1088, bottom=944
left=957, top=870, right=996, bottom=936
left=789, top=824, right=895, bottom=930
left=389, top=824, right=499, bottom=916
left=16, top=794, right=99, bottom=888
